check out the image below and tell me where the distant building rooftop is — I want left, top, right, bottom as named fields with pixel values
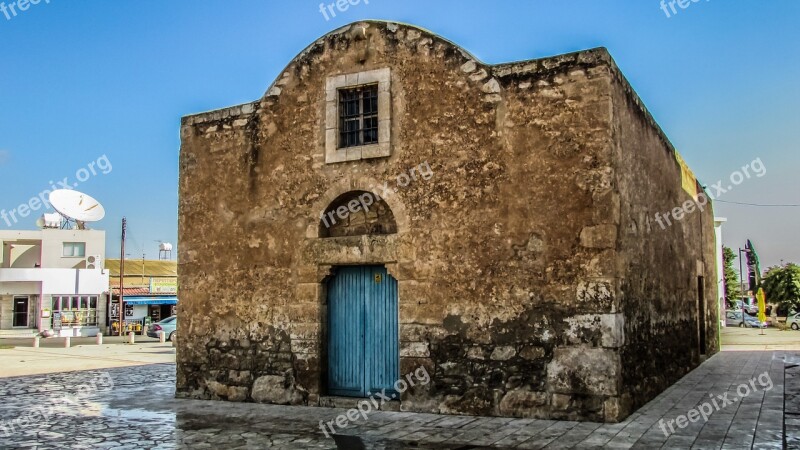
left=105, top=259, right=177, bottom=278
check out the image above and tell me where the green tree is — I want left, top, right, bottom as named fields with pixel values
left=722, top=247, right=742, bottom=305
left=762, top=263, right=800, bottom=313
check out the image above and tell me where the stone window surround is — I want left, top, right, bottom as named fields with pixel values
left=325, top=68, right=391, bottom=164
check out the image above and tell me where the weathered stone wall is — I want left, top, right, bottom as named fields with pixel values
left=177, top=20, right=715, bottom=423
left=477, top=52, right=625, bottom=422
left=609, top=67, right=720, bottom=416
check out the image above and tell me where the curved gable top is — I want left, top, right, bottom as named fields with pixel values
left=262, top=20, right=483, bottom=98
left=182, top=20, right=616, bottom=124
left=181, top=21, right=682, bottom=171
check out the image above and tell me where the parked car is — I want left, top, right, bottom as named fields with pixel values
left=731, top=300, right=759, bottom=315
left=725, top=310, right=763, bottom=328
left=147, top=316, right=177, bottom=341
left=788, top=313, right=800, bottom=330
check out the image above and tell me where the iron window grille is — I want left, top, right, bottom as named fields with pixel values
left=339, top=84, right=379, bottom=149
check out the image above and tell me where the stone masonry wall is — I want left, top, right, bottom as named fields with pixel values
left=609, top=66, right=720, bottom=415
left=177, top=20, right=715, bottom=423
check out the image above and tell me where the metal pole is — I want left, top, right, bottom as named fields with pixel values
left=119, top=218, right=126, bottom=336
left=739, top=248, right=747, bottom=321
left=738, top=248, right=743, bottom=299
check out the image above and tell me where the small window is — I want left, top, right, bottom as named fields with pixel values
left=339, top=84, right=379, bottom=149
left=90, top=296, right=97, bottom=309
left=63, top=242, right=86, bottom=257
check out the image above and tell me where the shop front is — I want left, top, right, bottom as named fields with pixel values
left=110, top=296, right=177, bottom=335
left=51, top=294, right=103, bottom=337
left=0, top=272, right=108, bottom=337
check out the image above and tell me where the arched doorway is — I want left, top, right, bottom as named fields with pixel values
left=321, top=191, right=400, bottom=398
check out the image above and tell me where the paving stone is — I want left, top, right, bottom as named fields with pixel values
left=0, top=351, right=795, bottom=448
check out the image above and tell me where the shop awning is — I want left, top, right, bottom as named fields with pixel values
left=122, top=297, right=178, bottom=305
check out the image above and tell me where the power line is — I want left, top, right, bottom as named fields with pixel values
left=715, top=199, right=800, bottom=207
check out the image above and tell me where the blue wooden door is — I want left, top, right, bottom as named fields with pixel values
left=328, top=266, right=399, bottom=397
left=327, top=267, right=366, bottom=396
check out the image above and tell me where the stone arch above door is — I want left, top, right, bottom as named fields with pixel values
left=307, top=176, right=410, bottom=239
left=319, top=190, right=397, bottom=238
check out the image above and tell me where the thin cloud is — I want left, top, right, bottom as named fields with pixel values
left=0, top=150, right=9, bottom=165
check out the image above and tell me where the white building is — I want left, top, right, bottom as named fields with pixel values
left=0, top=229, right=109, bottom=337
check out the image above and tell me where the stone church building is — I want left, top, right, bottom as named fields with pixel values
left=177, top=21, right=718, bottom=422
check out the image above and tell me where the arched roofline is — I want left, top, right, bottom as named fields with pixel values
left=262, top=20, right=484, bottom=98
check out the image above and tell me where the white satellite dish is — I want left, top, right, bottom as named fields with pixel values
left=49, top=189, right=105, bottom=229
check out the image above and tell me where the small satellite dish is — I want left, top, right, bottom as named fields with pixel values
left=49, top=190, right=105, bottom=230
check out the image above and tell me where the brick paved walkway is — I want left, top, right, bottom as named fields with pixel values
left=0, top=351, right=796, bottom=449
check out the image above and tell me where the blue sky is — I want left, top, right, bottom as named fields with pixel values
left=0, top=0, right=798, bottom=269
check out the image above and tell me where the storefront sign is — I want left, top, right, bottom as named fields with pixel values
left=150, top=277, right=178, bottom=294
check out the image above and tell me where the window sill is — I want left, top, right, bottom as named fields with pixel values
left=327, top=142, right=391, bottom=164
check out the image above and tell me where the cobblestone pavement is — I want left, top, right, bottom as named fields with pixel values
left=0, top=351, right=796, bottom=449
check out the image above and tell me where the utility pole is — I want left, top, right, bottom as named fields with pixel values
left=119, top=217, right=126, bottom=336
left=738, top=248, right=745, bottom=299
left=738, top=247, right=748, bottom=318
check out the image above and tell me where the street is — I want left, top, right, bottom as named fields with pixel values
left=0, top=335, right=164, bottom=349
left=0, top=338, right=175, bottom=378
left=0, top=330, right=797, bottom=448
